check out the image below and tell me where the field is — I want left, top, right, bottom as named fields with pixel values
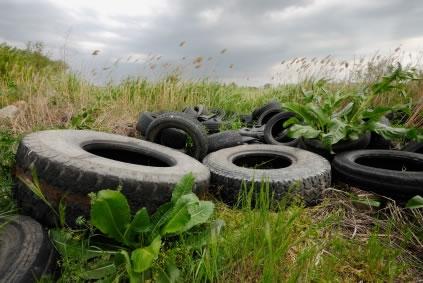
left=0, top=43, right=422, bottom=282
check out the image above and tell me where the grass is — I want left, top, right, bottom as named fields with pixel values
left=0, top=43, right=422, bottom=282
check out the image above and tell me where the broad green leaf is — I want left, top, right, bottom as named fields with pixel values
left=123, top=208, right=151, bottom=246
left=171, top=173, right=195, bottom=203
left=283, top=103, right=318, bottom=126
left=405, top=195, right=423, bottom=209
left=131, top=236, right=162, bottom=273
left=161, top=205, right=191, bottom=235
left=117, top=250, right=142, bottom=283
left=91, top=190, right=131, bottom=243
left=287, top=124, right=321, bottom=139
left=184, top=201, right=214, bottom=231
left=326, top=118, right=347, bottom=145
left=333, top=102, right=354, bottom=118
left=282, top=116, right=300, bottom=128
left=49, top=229, right=116, bottom=260
left=161, top=193, right=201, bottom=235
left=361, top=107, right=391, bottom=122
left=79, top=263, right=117, bottom=280
left=373, top=122, right=417, bottom=141
left=309, top=104, right=330, bottom=126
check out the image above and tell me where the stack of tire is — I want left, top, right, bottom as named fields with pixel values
left=135, top=102, right=303, bottom=161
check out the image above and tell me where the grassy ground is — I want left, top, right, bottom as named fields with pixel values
left=0, top=43, right=422, bottom=282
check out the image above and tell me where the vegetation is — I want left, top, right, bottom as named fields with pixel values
left=0, top=43, right=422, bottom=282
left=283, top=67, right=422, bottom=150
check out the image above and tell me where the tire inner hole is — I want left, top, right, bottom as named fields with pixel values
left=356, top=156, right=423, bottom=172
left=233, top=153, right=292, bottom=169
left=84, top=143, right=172, bottom=167
left=158, top=128, right=190, bottom=151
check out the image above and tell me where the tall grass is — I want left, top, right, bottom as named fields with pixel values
left=161, top=183, right=422, bottom=282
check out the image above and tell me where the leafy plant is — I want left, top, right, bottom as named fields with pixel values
left=283, top=65, right=422, bottom=150
left=405, top=195, right=423, bottom=209
left=51, top=174, right=215, bottom=282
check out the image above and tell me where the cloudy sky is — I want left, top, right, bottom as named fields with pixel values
left=1, top=0, right=422, bottom=85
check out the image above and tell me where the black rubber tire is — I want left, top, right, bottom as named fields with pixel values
left=0, top=215, right=58, bottom=282
left=264, top=112, right=300, bottom=147
left=136, top=112, right=158, bottom=136
left=136, top=112, right=184, bottom=143
left=146, top=112, right=209, bottom=160
left=13, top=130, right=210, bottom=227
left=257, top=108, right=282, bottom=126
left=402, top=142, right=423, bottom=154
left=251, top=101, right=281, bottom=121
left=203, top=144, right=331, bottom=205
left=202, top=118, right=222, bottom=134
left=207, top=131, right=244, bottom=153
left=301, top=132, right=371, bottom=160
left=332, top=150, right=423, bottom=198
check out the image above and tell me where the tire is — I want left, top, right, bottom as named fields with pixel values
left=256, top=108, right=282, bottom=126
left=202, top=118, right=222, bottom=134
left=0, top=215, right=58, bottom=282
left=332, top=150, right=423, bottom=198
left=302, top=132, right=371, bottom=160
left=403, top=142, right=423, bottom=154
left=251, top=101, right=281, bottom=121
left=207, top=131, right=244, bottom=153
left=146, top=112, right=209, bottom=160
left=136, top=112, right=158, bottom=136
left=136, top=112, right=183, bottom=142
left=239, top=125, right=265, bottom=140
left=264, top=112, right=300, bottom=147
left=13, top=130, right=210, bottom=227
left=203, top=144, right=331, bottom=205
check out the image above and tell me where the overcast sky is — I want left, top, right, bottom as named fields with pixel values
left=1, top=0, right=423, bottom=85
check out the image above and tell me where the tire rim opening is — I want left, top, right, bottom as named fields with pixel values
left=356, top=156, right=423, bottom=172
left=84, top=144, right=173, bottom=167
left=158, top=128, right=189, bottom=150
left=233, top=153, right=292, bottom=169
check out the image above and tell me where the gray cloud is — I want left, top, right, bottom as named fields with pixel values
left=0, top=0, right=422, bottom=85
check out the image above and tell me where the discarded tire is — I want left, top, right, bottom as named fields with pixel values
left=13, top=130, right=210, bottom=227
left=403, top=142, right=423, bottom=154
left=256, top=108, right=282, bottom=126
left=146, top=112, right=209, bottom=159
left=0, top=215, right=57, bottom=282
left=251, top=101, right=281, bottom=121
left=203, top=144, right=331, bottom=204
left=207, top=131, right=244, bottom=153
left=136, top=112, right=158, bottom=136
left=202, top=117, right=222, bottom=133
left=332, top=150, right=423, bottom=198
left=264, top=112, right=300, bottom=147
